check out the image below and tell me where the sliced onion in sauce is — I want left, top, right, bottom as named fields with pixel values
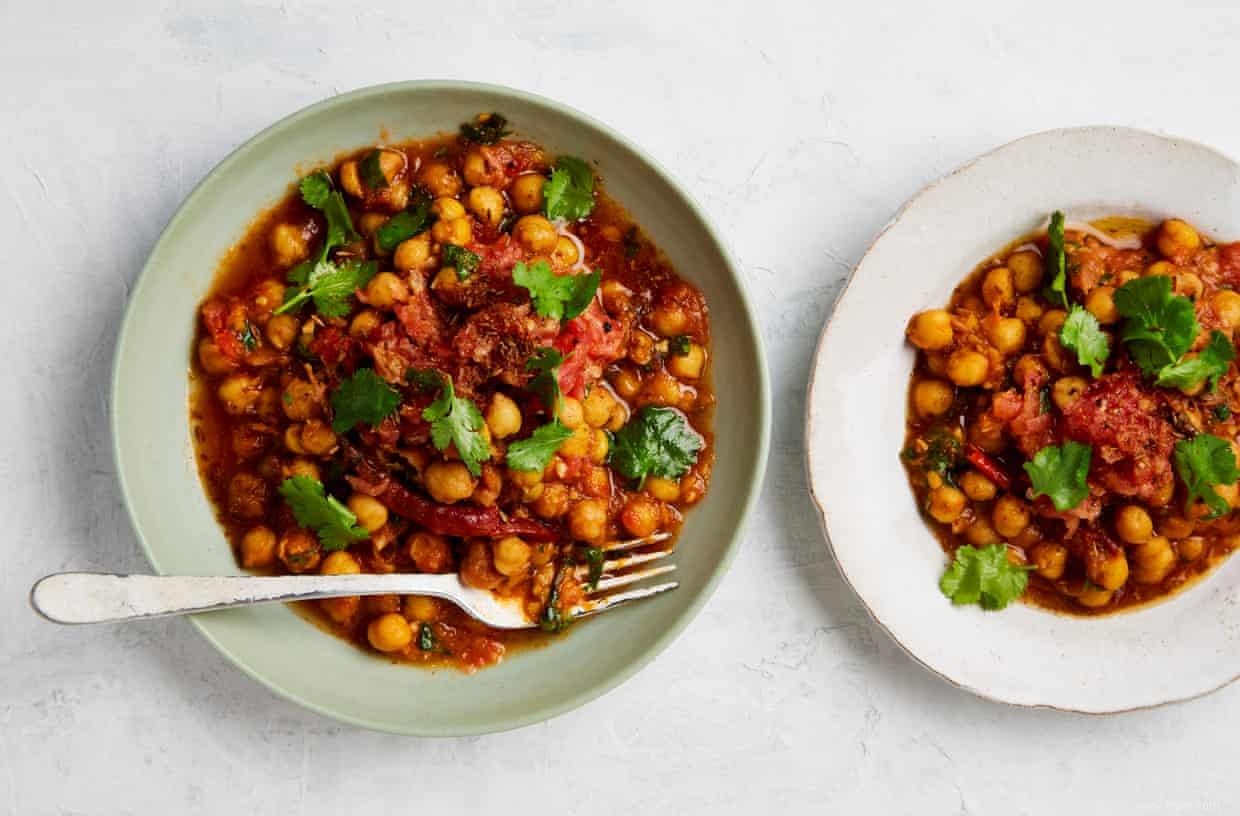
left=1062, top=220, right=1143, bottom=250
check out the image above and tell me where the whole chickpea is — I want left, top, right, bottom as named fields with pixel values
left=467, top=186, right=505, bottom=226
left=418, top=161, right=462, bottom=197
left=1132, top=536, right=1176, bottom=584
left=907, top=309, right=953, bottom=350
left=510, top=173, right=546, bottom=214
left=1085, top=286, right=1119, bottom=324
left=486, top=392, right=523, bottom=439
left=569, top=498, right=608, bottom=541
left=583, top=386, right=617, bottom=428
left=946, top=350, right=989, bottom=387
left=424, top=461, right=477, bottom=504
left=431, top=196, right=466, bottom=221
left=984, top=316, right=1027, bottom=356
left=1038, top=309, right=1067, bottom=337
left=1212, top=290, right=1240, bottom=329
left=198, top=339, right=237, bottom=375
left=912, top=379, right=954, bottom=417
left=278, top=529, right=321, bottom=573
left=1008, top=251, right=1044, bottom=293
left=1052, top=376, right=1088, bottom=411
left=1114, top=505, right=1153, bottom=545
left=431, top=217, right=472, bottom=246
left=269, top=223, right=309, bottom=268
left=300, top=419, right=337, bottom=456
left=239, top=525, right=278, bottom=568
left=367, top=612, right=413, bottom=653
left=514, top=215, right=558, bottom=253
left=959, top=470, right=997, bottom=502
left=668, top=344, right=707, bottom=380
left=492, top=536, right=532, bottom=577
left=1157, top=218, right=1201, bottom=260
left=981, top=266, right=1015, bottom=309
left=394, top=235, right=432, bottom=272
left=218, top=374, right=264, bottom=415
left=347, top=493, right=389, bottom=532
left=349, top=309, right=382, bottom=339
left=1031, top=542, right=1068, bottom=580
left=992, top=495, right=1030, bottom=538
left=365, top=272, right=410, bottom=308
left=265, top=313, right=299, bottom=351
left=928, top=485, right=967, bottom=523
left=621, top=495, right=661, bottom=537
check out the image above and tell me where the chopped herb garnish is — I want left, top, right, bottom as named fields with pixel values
left=277, top=475, right=369, bottom=551
left=939, top=544, right=1033, bottom=610
left=1059, top=306, right=1110, bottom=377
left=460, top=112, right=510, bottom=145
left=376, top=187, right=435, bottom=252
left=506, top=420, right=573, bottom=472
left=1215, top=405, right=1233, bottom=421
left=1042, top=210, right=1068, bottom=308
left=609, top=406, right=704, bottom=487
left=409, top=369, right=490, bottom=477
left=276, top=259, right=377, bottom=318
left=1174, top=433, right=1239, bottom=519
left=239, top=321, right=259, bottom=351
left=539, top=560, right=574, bottom=632
left=526, top=347, right=565, bottom=414
left=329, top=368, right=401, bottom=433
left=442, top=243, right=481, bottom=280
left=1155, top=330, right=1235, bottom=392
left=359, top=150, right=389, bottom=190
left=584, top=546, right=605, bottom=590
left=418, top=622, right=437, bottom=652
left=669, top=335, right=692, bottom=356
left=1114, top=275, right=1201, bottom=378
left=512, top=260, right=599, bottom=321
left=1024, top=441, right=1092, bottom=512
left=542, top=156, right=595, bottom=221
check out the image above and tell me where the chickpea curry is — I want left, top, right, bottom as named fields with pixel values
left=904, top=213, right=1240, bottom=614
left=190, top=113, right=713, bottom=671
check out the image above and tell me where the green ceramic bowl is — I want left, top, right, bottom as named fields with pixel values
left=111, top=80, right=769, bottom=735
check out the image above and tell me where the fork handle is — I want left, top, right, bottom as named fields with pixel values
left=30, top=572, right=457, bottom=624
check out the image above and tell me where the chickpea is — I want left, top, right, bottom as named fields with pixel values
left=269, top=223, right=309, bottom=268
left=560, top=425, right=591, bottom=458
left=462, top=150, right=491, bottom=186
left=945, top=350, right=988, bottom=387
left=911, top=379, right=954, bottom=418
left=958, top=470, right=996, bottom=502
left=393, top=235, right=432, bottom=272
left=560, top=396, right=585, bottom=429
left=650, top=306, right=689, bottom=338
left=645, top=370, right=684, bottom=406
left=293, top=420, right=333, bottom=457
left=533, top=482, right=571, bottom=519
left=552, top=235, right=580, bottom=266
left=1051, top=376, right=1088, bottom=411
left=646, top=477, right=680, bottom=503
left=588, top=428, right=609, bottom=464
left=668, top=343, right=707, bottom=380
left=1147, top=260, right=1176, bottom=278
left=349, top=309, right=382, bottom=339
left=408, top=532, right=453, bottom=573
left=1085, top=286, right=1119, bottom=324
left=1132, top=536, right=1176, bottom=584
left=346, top=493, right=388, bottom=533
left=424, top=461, right=476, bottom=504
left=514, top=215, right=558, bottom=253
left=1176, top=272, right=1204, bottom=300
left=1038, top=309, right=1067, bottom=337
left=981, top=266, right=1015, bottom=309
left=965, top=518, right=998, bottom=547
left=431, top=196, right=466, bottom=221
left=1212, top=290, right=1240, bottom=329
left=621, top=495, right=661, bottom=537
left=1177, top=536, right=1205, bottom=561
left=1014, top=296, right=1044, bottom=324
left=569, top=498, right=608, bottom=542
left=284, top=457, right=320, bottom=482
left=1008, top=251, right=1044, bottom=293
left=320, top=550, right=361, bottom=575
left=358, top=212, right=388, bottom=240
left=1031, top=543, right=1068, bottom=580
left=583, top=386, right=617, bottom=428
left=984, top=317, right=1026, bottom=356
left=1160, top=516, right=1195, bottom=539
left=484, top=392, right=522, bottom=439
left=1076, top=585, right=1114, bottom=608
left=492, top=536, right=532, bottom=576
left=1148, top=477, right=1175, bottom=508
left=467, top=186, right=505, bottom=227
left=367, top=612, right=413, bottom=653
left=218, top=374, right=264, bottom=415
left=612, top=368, right=642, bottom=400
left=601, top=279, right=631, bottom=314
left=1042, top=333, right=1072, bottom=373
left=991, top=495, right=1030, bottom=538
left=471, top=463, right=503, bottom=507
left=1115, top=505, right=1153, bottom=544
left=419, top=161, right=462, bottom=197
left=278, top=528, right=321, bottom=573
left=263, top=313, right=298, bottom=351
left=460, top=540, right=505, bottom=591
left=363, top=595, right=401, bottom=616
left=510, top=173, right=546, bottom=214
left=240, top=525, right=277, bottom=568
left=906, top=309, right=954, bottom=351
left=365, top=271, right=409, bottom=308
left=1089, top=548, right=1129, bottom=591
left=339, top=161, right=363, bottom=197
left=282, top=379, right=319, bottom=421
left=1157, top=218, right=1201, bottom=260
left=928, top=485, right=967, bottom=523
left=431, top=217, right=472, bottom=246
left=403, top=595, right=440, bottom=622
left=198, top=339, right=236, bottom=375
left=628, top=332, right=655, bottom=365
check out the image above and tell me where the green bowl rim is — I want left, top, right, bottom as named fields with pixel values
left=110, top=79, right=771, bottom=736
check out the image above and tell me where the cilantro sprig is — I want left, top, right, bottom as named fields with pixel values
left=1024, top=440, right=1091, bottom=511
left=1174, top=433, right=1239, bottom=519
left=376, top=187, right=434, bottom=252
left=443, top=243, right=481, bottom=280
left=278, top=475, right=370, bottom=551
left=460, top=113, right=510, bottom=145
left=408, top=369, right=490, bottom=477
left=506, top=348, right=572, bottom=472
left=939, top=544, right=1033, bottom=610
left=1114, top=275, right=1201, bottom=377
left=1059, top=306, right=1110, bottom=377
left=359, top=150, right=389, bottom=190
left=609, top=406, right=704, bottom=487
left=1042, top=211, right=1068, bottom=308
left=1156, top=330, right=1235, bottom=391
left=513, top=260, right=599, bottom=321
left=542, top=156, right=595, bottom=221
left=276, top=171, right=371, bottom=318
left=329, top=368, right=401, bottom=433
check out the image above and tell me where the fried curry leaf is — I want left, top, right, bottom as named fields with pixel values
left=1173, top=433, right=1240, bottom=520
left=542, top=156, right=595, bottom=221
left=413, top=370, right=490, bottom=477
left=513, top=260, right=599, bottom=321
left=1059, top=306, right=1110, bottom=377
left=460, top=112, right=510, bottom=145
left=1155, top=330, right=1236, bottom=392
left=276, top=259, right=377, bottom=318
left=506, top=420, right=573, bottom=472
left=376, top=187, right=435, bottom=252
left=1023, top=440, right=1092, bottom=512
left=277, top=475, right=369, bottom=551
left=359, top=150, right=389, bottom=190
left=609, top=406, right=704, bottom=487
left=1042, top=211, right=1068, bottom=308
left=1114, top=275, right=1201, bottom=377
left=939, top=544, right=1032, bottom=610
left=443, top=243, right=481, bottom=280
left=329, top=368, right=402, bottom=433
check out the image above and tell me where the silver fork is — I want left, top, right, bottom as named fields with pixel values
left=29, top=533, right=677, bottom=628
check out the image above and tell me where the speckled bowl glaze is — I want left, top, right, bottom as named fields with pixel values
left=807, top=127, right=1240, bottom=713
left=111, top=81, right=769, bottom=735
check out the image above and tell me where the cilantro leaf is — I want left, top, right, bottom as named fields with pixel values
left=1059, top=306, right=1110, bottom=377
left=276, top=259, right=377, bottom=318
left=1156, top=330, right=1235, bottom=392
left=526, top=347, right=565, bottom=414
left=299, top=170, right=359, bottom=250
left=1114, top=275, right=1201, bottom=376
left=459, top=112, right=510, bottom=145
left=1023, top=441, right=1091, bottom=511
left=542, top=156, right=595, bottom=221
left=584, top=546, right=605, bottom=590
left=277, top=475, right=369, bottom=551
left=609, top=406, right=704, bottom=487
left=417, top=622, right=438, bottom=652
left=512, top=260, right=599, bottom=321
left=442, top=243, right=481, bottom=280
left=298, top=171, right=332, bottom=209
left=413, top=370, right=490, bottom=477
left=1174, top=433, right=1239, bottom=519
left=539, top=560, right=574, bottom=633
left=376, top=187, right=434, bottom=252
left=939, top=544, right=1032, bottom=610
left=506, top=420, right=573, bottom=472
left=359, top=150, right=389, bottom=190
left=669, top=335, right=692, bottom=356
left=1042, top=211, right=1068, bottom=308
left=239, top=321, right=259, bottom=351
left=329, top=368, right=401, bottom=433
left=1216, top=405, right=1233, bottom=421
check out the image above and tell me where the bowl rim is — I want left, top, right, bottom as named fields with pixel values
left=110, top=79, right=771, bottom=735
left=804, top=124, right=1240, bottom=715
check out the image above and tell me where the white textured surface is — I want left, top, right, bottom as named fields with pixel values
left=4, top=1, right=1240, bottom=813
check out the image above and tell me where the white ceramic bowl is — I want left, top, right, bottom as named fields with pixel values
left=807, top=126, right=1240, bottom=713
